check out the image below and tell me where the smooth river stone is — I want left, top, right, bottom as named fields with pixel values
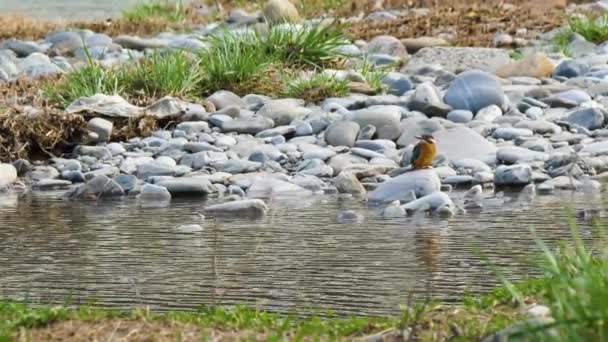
left=444, top=70, right=505, bottom=113
left=367, top=169, right=441, bottom=203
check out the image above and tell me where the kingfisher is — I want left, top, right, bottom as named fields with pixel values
left=411, top=135, right=437, bottom=169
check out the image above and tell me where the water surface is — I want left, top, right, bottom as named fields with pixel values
left=1, top=0, right=184, bottom=20
left=0, top=189, right=600, bottom=316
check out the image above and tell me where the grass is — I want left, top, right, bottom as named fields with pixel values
left=358, top=58, right=389, bottom=94
left=261, top=22, right=349, bottom=68
left=44, top=23, right=351, bottom=105
left=44, top=51, right=124, bottom=108
left=122, top=0, right=187, bottom=24
left=121, top=50, right=203, bottom=100
left=282, top=73, right=350, bottom=103
left=553, top=13, right=608, bottom=56
left=496, top=217, right=608, bottom=341
left=197, top=30, right=271, bottom=95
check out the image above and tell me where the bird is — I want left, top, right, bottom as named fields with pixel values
left=411, top=134, right=437, bottom=169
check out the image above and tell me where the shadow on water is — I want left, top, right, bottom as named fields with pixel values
left=0, top=188, right=602, bottom=316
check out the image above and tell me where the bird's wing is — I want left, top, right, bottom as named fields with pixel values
left=410, top=143, right=421, bottom=165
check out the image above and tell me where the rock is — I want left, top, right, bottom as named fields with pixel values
left=408, top=82, right=451, bottom=117
left=444, top=70, right=505, bottom=113
left=381, top=72, right=413, bottom=96
left=334, top=172, right=366, bottom=196
left=18, top=53, right=64, bottom=78
left=396, top=117, right=443, bottom=147
left=545, top=89, right=591, bottom=108
left=325, top=121, right=360, bottom=147
left=494, top=164, right=533, bottom=185
left=337, top=210, right=365, bottom=224
left=86, top=117, right=113, bottom=142
left=32, top=179, right=73, bottom=190
left=146, top=97, right=188, bottom=119
left=297, top=159, right=333, bottom=177
left=0, top=164, right=17, bottom=190
left=497, top=146, right=548, bottom=164
left=382, top=201, right=407, bottom=217
left=257, top=99, right=310, bottom=126
left=528, top=305, right=551, bottom=318
left=65, top=175, right=124, bottom=199
left=495, top=53, right=554, bottom=78
left=114, top=174, right=137, bottom=193
left=11, top=159, right=31, bottom=176
left=208, top=90, right=245, bottom=110
left=402, top=192, right=454, bottom=214
left=263, top=0, right=301, bottom=24
left=581, top=140, right=608, bottom=156
left=492, top=127, right=533, bottom=140
left=136, top=162, right=175, bottom=179
left=368, top=169, right=441, bottom=203
left=220, top=116, right=275, bottom=135
left=176, top=121, right=210, bottom=134
left=405, top=47, right=510, bottom=73
left=475, top=105, right=503, bottom=123
left=447, top=109, right=474, bottom=123
left=67, top=94, right=142, bottom=118
left=156, top=177, right=215, bottom=196
left=365, top=35, right=408, bottom=59
left=74, top=146, right=113, bottom=160
left=114, top=35, right=168, bottom=50
left=3, top=40, right=44, bottom=57
left=256, top=125, right=296, bottom=138
left=434, top=126, right=497, bottom=164
left=553, top=59, right=589, bottom=78
left=139, top=184, right=172, bottom=202
left=482, top=317, right=556, bottom=342
left=247, top=178, right=312, bottom=198
left=400, top=37, right=449, bottom=53
left=564, top=108, right=606, bottom=130
left=493, top=33, right=513, bottom=47
left=348, top=106, right=402, bottom=140
left=25, top=166, right=59, bottom=181
left=204, top=199, right=268, bottom=218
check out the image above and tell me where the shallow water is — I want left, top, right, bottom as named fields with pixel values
left=0, top=188, right=601, bottom=316
left=0, top=0, right=185, bottom=20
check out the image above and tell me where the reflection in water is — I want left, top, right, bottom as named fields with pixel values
left=0, top=189, right=601, bottom=316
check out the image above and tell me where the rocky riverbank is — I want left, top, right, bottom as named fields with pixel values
left=1, top=0, right=608, bottom=220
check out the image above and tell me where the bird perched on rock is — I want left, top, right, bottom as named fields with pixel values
left=411, top=135, right=437, bottom=169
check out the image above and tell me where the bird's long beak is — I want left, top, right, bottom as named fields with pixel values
left=415, top=135, right=422, bottom=140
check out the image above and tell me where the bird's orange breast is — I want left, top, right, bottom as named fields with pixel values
left=413, top=142, right=436, bottom=169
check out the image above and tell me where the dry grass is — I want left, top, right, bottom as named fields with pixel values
left=17, top=320, right=203, bottom=342
left=0, top=1, right=210, bottom=40
left=347, top=2, right=568, bottom=47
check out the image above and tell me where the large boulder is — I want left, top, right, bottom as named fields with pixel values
left=433, top=126, right=497, bottom=164
left=444, top=70, right=505, bottom=113
left=367, top=169, right=441, bottom=203
left=347, top=105, right=402, bottom=140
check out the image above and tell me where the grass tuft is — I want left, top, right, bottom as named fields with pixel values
left=122, top=0, right=187, bottom=23
left=567, top=13, right=608, bottom=44
left=122, top=50, right=202, bottom=100
left=262, top=23, right=349, bottom=69
left=282, top=73, right=350, bottom=103
left=198, top=31, right=271, bottom=95
left=44, top=50, right=123, bottom=107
